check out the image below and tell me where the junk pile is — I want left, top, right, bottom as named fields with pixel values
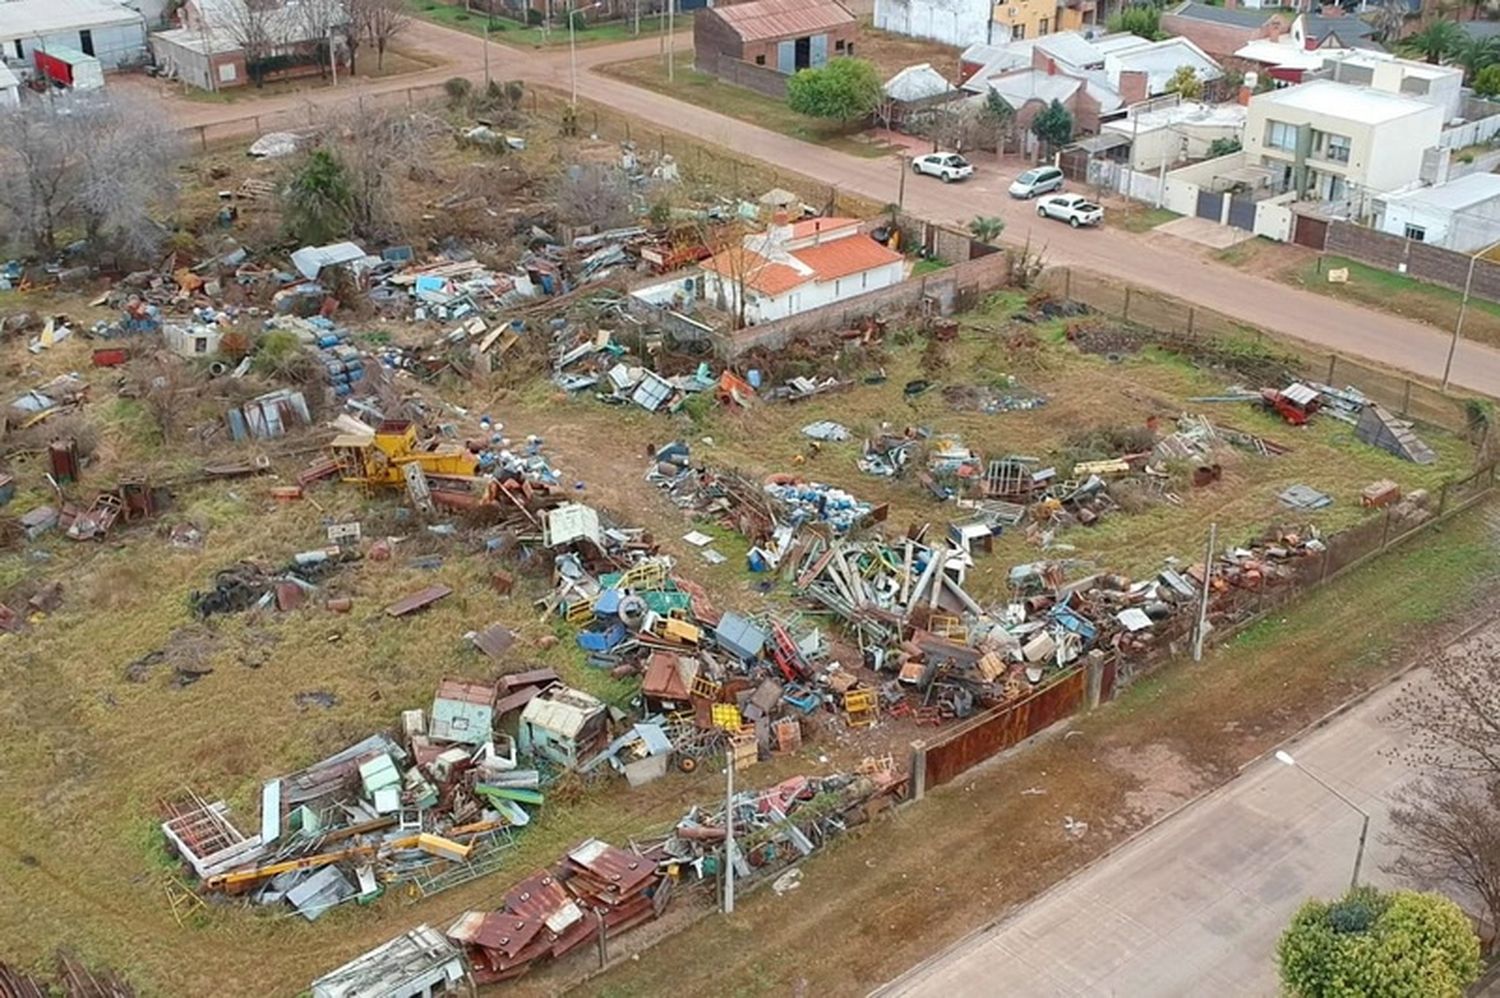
left=1193, top=380, right=1437, bottom=463
left=165, top=672, right=581, bottom=919
left=190, top=548, right=360, bottom=617
left=942, top=380, right=1047, bottom=414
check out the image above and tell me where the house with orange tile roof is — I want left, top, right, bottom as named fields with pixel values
left=699, top=213, right=908, bottom=325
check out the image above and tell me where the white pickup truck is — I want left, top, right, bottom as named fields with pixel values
left=1035, top=193, right=1104, bottom=228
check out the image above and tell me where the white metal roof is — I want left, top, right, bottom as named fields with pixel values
left=1323, top=49, right=1459, bottom=83
left=1251, top=78, right=1434, bottom=125
left=1377, top=173, right=1500, bottom=212
left=1102, top=100, right=1246, bottom=135
left=884, top=62, right=951, bottom=102
left=987, top=70, right=1082, bottom=110
left=521, top=688, right=604, bottom=739
left=1235, top=38, right=1346, bottom=71
left=1034, top=31, right=1106, bottom=68
left=1107, top=37, right=1223, bottom=91
left=0, top=0, right=144, bottom=38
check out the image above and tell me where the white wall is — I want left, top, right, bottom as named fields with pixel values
left=1364, top=108, right=1446, bottom=192
left=1253, top=192, right=1296, bottom=241
left=711, top=259, right=909, bottom=325
left=2, top=19, right=149, bottom=70
left=0, top=82, right=17, bottom=107
left=1374, top=195, right=1500, bottom=252
left=874, top=0, right=992, bottom=47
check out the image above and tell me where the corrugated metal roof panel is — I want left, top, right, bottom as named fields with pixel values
left=713, top=0, right=855, bottom=42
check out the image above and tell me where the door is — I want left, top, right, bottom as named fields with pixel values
left=794, top=36, right=811, bottom=70
left=1195, top=189, right=1220, bottom=222
left=1227, top=196, right=1256, bottom=231
left=79, top=29, right=94, bottom=56
left=776, top=40, right=794, bottom=74
left=809, top=33, right=828, bottom=67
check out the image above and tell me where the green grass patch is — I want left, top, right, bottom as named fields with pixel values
left=911, top=257, right=949, bottom=276
left=408, top=0, right=669, bottom=47
left=1110, top=206, right=1180, bottom=234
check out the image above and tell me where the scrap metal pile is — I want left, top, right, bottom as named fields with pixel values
left=189, top=548, right=361, bottom=618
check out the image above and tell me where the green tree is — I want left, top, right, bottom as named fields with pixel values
left=983, top=88, right=1015, bottom=150
left=1452, top=35, right=1500, bottom=81
left=284, top=149, right=353, bottom=245
left=1207, top=137, right=1242, bottom=157
left=1278, top=887, right=1480, bottom=998
left=1475, top=63, right=1500, bottom=97
left=1399, top=19, right=1464, bottom=64
left=1029, top=99, right=1074, bottom=157
left=786, top=58, right=883, bottom=128
left=969, top=215, right=1005, bottom=244
left=1164, top=65, right=1203, bottom=100
left=1107, top=5, right=1162, bottom=40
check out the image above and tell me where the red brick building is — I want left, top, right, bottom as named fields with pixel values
left=694, top=0, right=856, bottom=77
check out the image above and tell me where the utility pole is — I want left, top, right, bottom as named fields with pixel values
left=328, top=26, right=337, bottom=85
left=1192, top=522, right=1216, bottom=662
left=897, top=154, right=907, bottom=209
left=483, top=19, right=491, bottom=87
left=667, top=0, right=675, bottom=82
left=723, top=752, right=735, bottom=914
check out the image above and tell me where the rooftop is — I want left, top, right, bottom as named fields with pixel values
left=710, top=0, right=855, bottom=43
left=1102, top=100, right=1246, bottom=134
left=703, top=246, right=809, bottom=296
left=1165, top=1, right=1270, bottom=28
left=1377, top=173, right=1500, bottom=212
left=884, top=62, right=953, bottom=102
left=1034, top=31, right=1106, bottom=69
left=1252, top=78, right=1438, bottom=125
left=1106, top=37, right=1223, bottom=88
left=987, top=69, right=1084, bottom=110
left=1322, top=49, right=1459, bottom=83
left=1237, top=38, right=1348, bottom=72
left=790, top=215, right=860, bottom=240
left=792, top=234, right=904, bottom=281
left=0, top=0, right=143, bottom=38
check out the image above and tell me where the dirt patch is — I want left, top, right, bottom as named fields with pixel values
left=1107, top=740, right=1212, bottom=822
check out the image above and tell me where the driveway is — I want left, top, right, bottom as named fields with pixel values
left=871, top=671, right=1431, bottom=998
left=135, top=21, right=1500, bottom=398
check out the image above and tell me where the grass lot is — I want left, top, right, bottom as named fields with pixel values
left=598, top=55, right=894, bottom=158
left=1110, top=205, right=1181, bottom=234
left=911, top=256, right=950, bottom=276
left=1288, top=255, right=1500, bottom=352
left=407, top=0, right=670, bottom=47
left=561, top=504, right=1500, bottom=998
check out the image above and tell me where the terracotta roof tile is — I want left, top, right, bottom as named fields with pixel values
left=791, top=235, right=904, bottom=282
left=702, top=247, right=810, bottom=296
left=790, top=216, right=860, bottom=240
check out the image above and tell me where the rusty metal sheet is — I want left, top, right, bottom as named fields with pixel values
left=472, top=623, right=516, bottom=660
left=564, top=839, right=655, bottom=899
left=924, top=669, right=1086, bottom=791
left=385, top=584, right=453, bottom=617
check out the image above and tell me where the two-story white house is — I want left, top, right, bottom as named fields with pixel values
left=1244, top=78, right=1445, bottom=203
left=699, top=215, right=909, bottom=326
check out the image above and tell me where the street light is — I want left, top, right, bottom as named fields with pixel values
left=1443, top=235, right=1500, bottom=391
left=1276, top=749, right=1370, bottom=891
left=568, top=0, right=603, bottom=105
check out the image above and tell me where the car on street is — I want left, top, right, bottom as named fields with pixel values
left=1008, top=165, right=1065, bottom=199
left=1035, top=193, right=1103, bottom=228
left=911, top=153, right=974, bottom=183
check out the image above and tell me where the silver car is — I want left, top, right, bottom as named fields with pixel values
left=1008, top=165, right=1065, bottom=199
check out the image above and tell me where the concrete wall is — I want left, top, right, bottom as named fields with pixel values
left=1253, top=192, right=1295, bottom=242
left=1439, top=110, right=1500, bottom=152
left=1326, top=220, right=1500, bottom=302
left=1163, top=176, right=1201, bottom=217
left=1373, top=194, right=1500, bottom=253
left=1163, top=149, right=1246, bottom=190
left=3, top=18, right=148, bottom=70
left=874, top=0, right=992, bottom=47
left=694, top=48, right=788, bottom=98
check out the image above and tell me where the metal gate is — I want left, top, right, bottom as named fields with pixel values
left=1195, top=189, right=1221, bottom=222
left=1227, top=195, right=1257, bottom=232
left=1292, top=214, right=1329, bottom=251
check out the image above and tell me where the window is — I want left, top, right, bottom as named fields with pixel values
left=79, top=29, right=93, bottom=56
left=1011, top=22, right=1026, bottom=39
left=218, top=61, right=237, bottom=82
left=1404, top=224, right=1426, bottom=242
left=755, top=54, right=765, bottom=65
left=194, top=337, right=209, bottom=354
left=834, top=39, right=845, bottom=51
left=13, top=40, right=22, bottom=59
left=1265, top=120, right=1297, bottom=151
left=1038, top=17, right=1049, bottom=34
left=1325, top=133, right=1351, bottom=163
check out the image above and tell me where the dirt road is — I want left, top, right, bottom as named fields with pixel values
left=141, top=22, right=1500, bottom=398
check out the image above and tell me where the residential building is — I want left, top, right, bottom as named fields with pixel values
left=1320, top=49, right=1462, bottom=121
left=994, top=0, right=1054, bottom=42
left=1372, top=173, right=1500, bottom=251
left=0, top=0, right=148, bottom=73
left=1102, top=36, right=1222, bottom=97
left=1162, top=2, right=1379, bottom=61
left=1245, top=78, right=1444, bottom=201
left=151, top=0, right=344, bottom=91
left=876, top=0, right=991, bottom=46
left=701, top=214, right=908, bottom=326
left=1100, top=100, right=1247, bottom=171
left=694, top=0, right=856, bottom=77
left=0, top=59, right=18, bottom=105
left=986, top=52, right=1122, bottom=135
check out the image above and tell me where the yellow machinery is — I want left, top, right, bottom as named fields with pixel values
left=331, top=420, right=477, bottom=490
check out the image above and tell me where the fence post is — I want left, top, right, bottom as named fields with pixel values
left=1400, top=379, right=1412, bottom=417
left=1326, top=354, right=1337, bottom=384
left=908, top=741, right=927, bottom=802
left=1438, top=480, right=1450, bottom=515
left=1187, top=306, right=1195, bottom=337
left=1319, top=545, right=1332, bottom=584
left=1085, top=653, right=1103, bottom=709
left=1123, top=285, right=1132, bottom=321
left=407, top=87, right=414, bottom=109
left=1064, top=267, right=1072, bottom=300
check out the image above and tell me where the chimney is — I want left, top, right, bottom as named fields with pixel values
left=769, top=210, right=792, bottom=246
left=1239, top=70, right=1257, bottom=104
left=1118, top=69, right=1148, bottom=107
left=1031, top=46, right=1056, bottom=74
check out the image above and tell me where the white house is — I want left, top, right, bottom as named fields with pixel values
left=701, top=215, right=909, bottom=325
left=1101, top=100, right=1246, bottom=172
left=1373, top=174, right=1500, bottom=251
left=875, top=0, right=994, bottom=47
left=1102, top=37, right=1222, bottom=97
left=0, top=0, right=148, bottom=71
left=0, top=60, right=19, bottom=105
left=1245, top=78, right=1445, bottom=202
left=1322, top=50, right=1463, bottom=122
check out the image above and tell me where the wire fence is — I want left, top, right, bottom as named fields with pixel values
left=1039, top=267, right=1483, bottom=436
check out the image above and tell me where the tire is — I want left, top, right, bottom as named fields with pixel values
left=1037, top=206, right=1047, bottom=217
left=941, top=172, right=952, bottom=183
left=912, top=162, right=922, bottom=174
left=1069, top=216, right=1080, bottom=228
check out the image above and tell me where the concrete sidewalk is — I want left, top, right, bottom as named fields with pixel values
left=871, top=670, right=1431, bottom=998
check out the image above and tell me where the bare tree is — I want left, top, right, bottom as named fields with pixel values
left=340, top=0, right=372, bottom=74
left=315, top=104, right=444, bottom=238
left=1382, top=633, right=1500, bottom=936
left=364, top=0, right=409, bottom=71
left=219, top=0, right=277, bottom=86
left=556, top=163, right=635, bottom=231
left=294, top=0, right=346, bottom=76
left=0, top=94, right=181, bottom=261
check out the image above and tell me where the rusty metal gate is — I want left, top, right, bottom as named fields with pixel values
left=922, top=669, right=1087, bottom=791
left=1292, top=214, right=1329, bottom=251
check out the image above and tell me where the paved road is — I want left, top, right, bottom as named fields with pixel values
left=134, top=21, right=1500, bottom=397
left=872, top=674, right=1429, bottom=998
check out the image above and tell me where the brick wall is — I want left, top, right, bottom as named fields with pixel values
left=714, top=249, right=1012, bottom=356
left=694, top=48, right=789, bottom=99
left=1325, top=220, right=1500, bottom=303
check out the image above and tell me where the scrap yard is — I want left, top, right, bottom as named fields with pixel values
left=0, top=82, right=1495, bottom=998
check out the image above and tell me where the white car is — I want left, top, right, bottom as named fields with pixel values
left=911, top=153, right=975, bottom=183
left=1036, top=193, right=1104, bottom=228
left=1008, top=165, right=1065, bottom=199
